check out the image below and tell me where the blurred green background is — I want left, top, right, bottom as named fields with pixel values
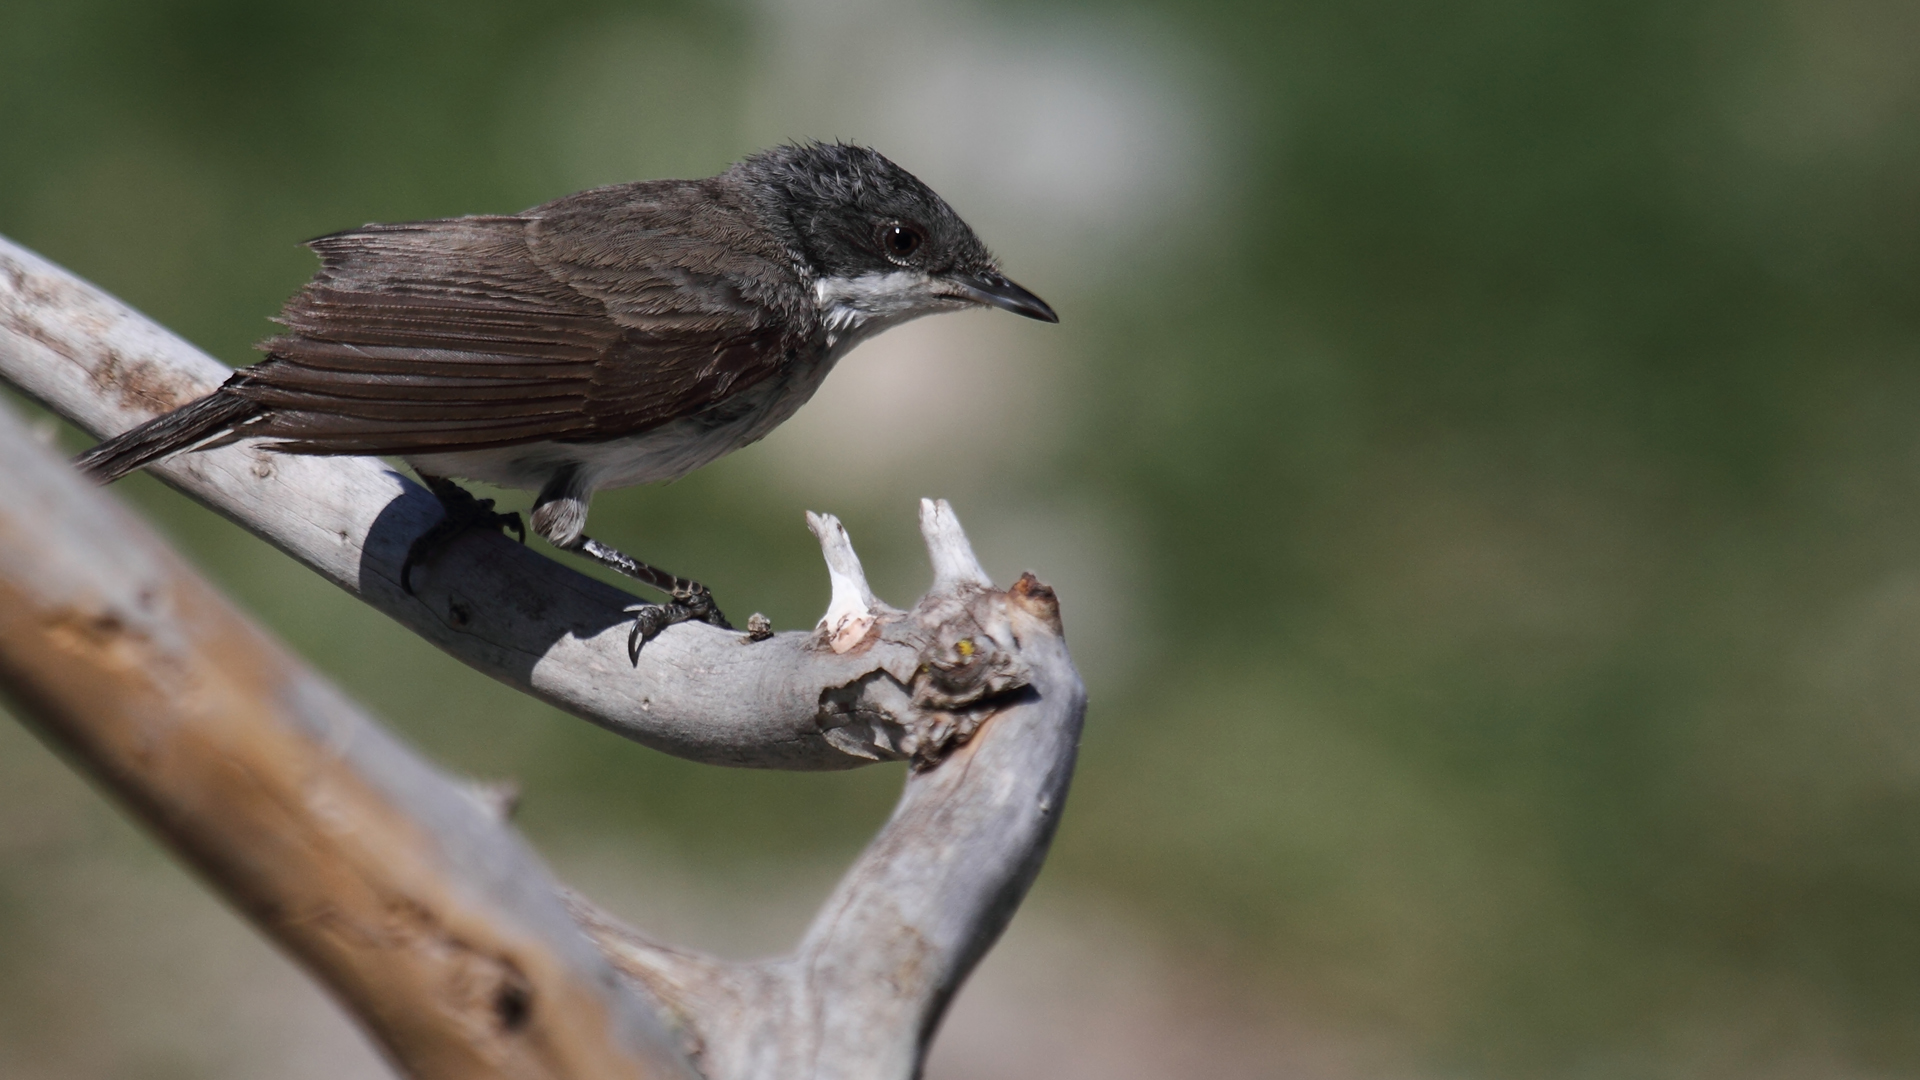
left=4, top=0, right=1919, bottom=1076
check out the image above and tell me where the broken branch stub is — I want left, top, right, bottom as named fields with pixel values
left=805, top=499, right=1052, bottom=768
left=807, top=510, right=887, bottom=654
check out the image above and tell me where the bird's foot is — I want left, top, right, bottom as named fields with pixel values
left=622, top=588, right=738, bottom=662
left=567, top=536, right=739, bottom=659
left=402, top=475, right=526, bottom=594
left=622, top=583, right=742, bottom=662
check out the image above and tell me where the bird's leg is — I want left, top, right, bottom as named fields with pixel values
left=573, top=537, right=735, bottom=656
left=529, top=471, right=739, bottom=660
left=401, top=473, right=526, bottom=594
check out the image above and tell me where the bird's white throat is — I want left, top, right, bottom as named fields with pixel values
left=813, top=270, right=958, bottom=338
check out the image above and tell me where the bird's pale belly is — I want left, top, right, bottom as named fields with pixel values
left=402, top=353, right=836, bottom=495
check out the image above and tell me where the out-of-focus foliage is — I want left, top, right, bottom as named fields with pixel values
left=3, top=0, right=1919, bottom=1076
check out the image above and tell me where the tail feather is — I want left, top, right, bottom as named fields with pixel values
left=75, top=391, right=261, bottom=483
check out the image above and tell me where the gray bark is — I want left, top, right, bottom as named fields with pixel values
left=1, top=236, right=983, bottom=769
left=0, top=399, right=697, bottom=1080
left=0, top=235, right=1087, bottom=1079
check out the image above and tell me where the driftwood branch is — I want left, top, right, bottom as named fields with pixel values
left=580, top=508, right=1082, bottom=1078
left=0, top=400, right=696, bottom=1079
left=0, top=236, right=1088, bottom=1078
left=0, top=235, right=1005, bottom=770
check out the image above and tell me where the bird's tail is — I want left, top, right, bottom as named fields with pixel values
left=75, top=390, right=260, bottom=483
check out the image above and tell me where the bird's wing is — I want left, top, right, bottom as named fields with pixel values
left=236, top=185, right=810, bottom=456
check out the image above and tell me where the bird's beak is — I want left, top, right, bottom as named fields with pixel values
left=949, top=271, right=1059, bottom=323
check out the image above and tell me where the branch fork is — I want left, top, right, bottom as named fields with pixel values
left=0, top=235, right=1088, bottom=1079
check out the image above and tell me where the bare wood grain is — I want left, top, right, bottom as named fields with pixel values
left=0, top=234, right=1090, bottom=1079
left=0, top=401, right=696, bottom=1080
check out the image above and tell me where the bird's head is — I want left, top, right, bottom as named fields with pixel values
left=732, top=142, right=1057, bottom=332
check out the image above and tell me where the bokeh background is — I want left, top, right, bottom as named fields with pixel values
left=3, top=0, right=1919, bottom=1076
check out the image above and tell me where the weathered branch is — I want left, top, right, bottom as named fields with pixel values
left=606, top=617, right=1080, bottom=1078
left=0, top=401, right=697, bottom=1079
left=581, top=505, right=1083, bottom=1079
left=0, top=235, right=1089, bottom=1078
left=1, top=236, right=971, bottom=770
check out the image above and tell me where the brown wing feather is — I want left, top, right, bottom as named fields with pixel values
left=233, top=183, right=815, bottom=457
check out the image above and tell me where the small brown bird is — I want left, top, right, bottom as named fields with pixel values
left=76, top=143, right=1057, bottom=648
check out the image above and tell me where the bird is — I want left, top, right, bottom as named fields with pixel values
left=75, top=142, right=1057, bottom=650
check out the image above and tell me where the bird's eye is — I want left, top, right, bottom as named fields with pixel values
left=880, top=223, right=923, bottom=260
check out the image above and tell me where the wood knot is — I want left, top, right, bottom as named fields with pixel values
left=493, top=976, right=532, bottom=1032
left=1008, top=572, right=1062, bottom=635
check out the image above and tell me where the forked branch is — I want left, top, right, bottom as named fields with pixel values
left=0, top=235, right=1087, bottom=1078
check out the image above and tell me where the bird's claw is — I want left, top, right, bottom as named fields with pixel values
left=623, top=600, right=715, bottom=662
left=671, top=582, right=732, bottom=630
left=624, top=603, right=670, bottom=663
left=623, top=587, right=734, bottom=664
